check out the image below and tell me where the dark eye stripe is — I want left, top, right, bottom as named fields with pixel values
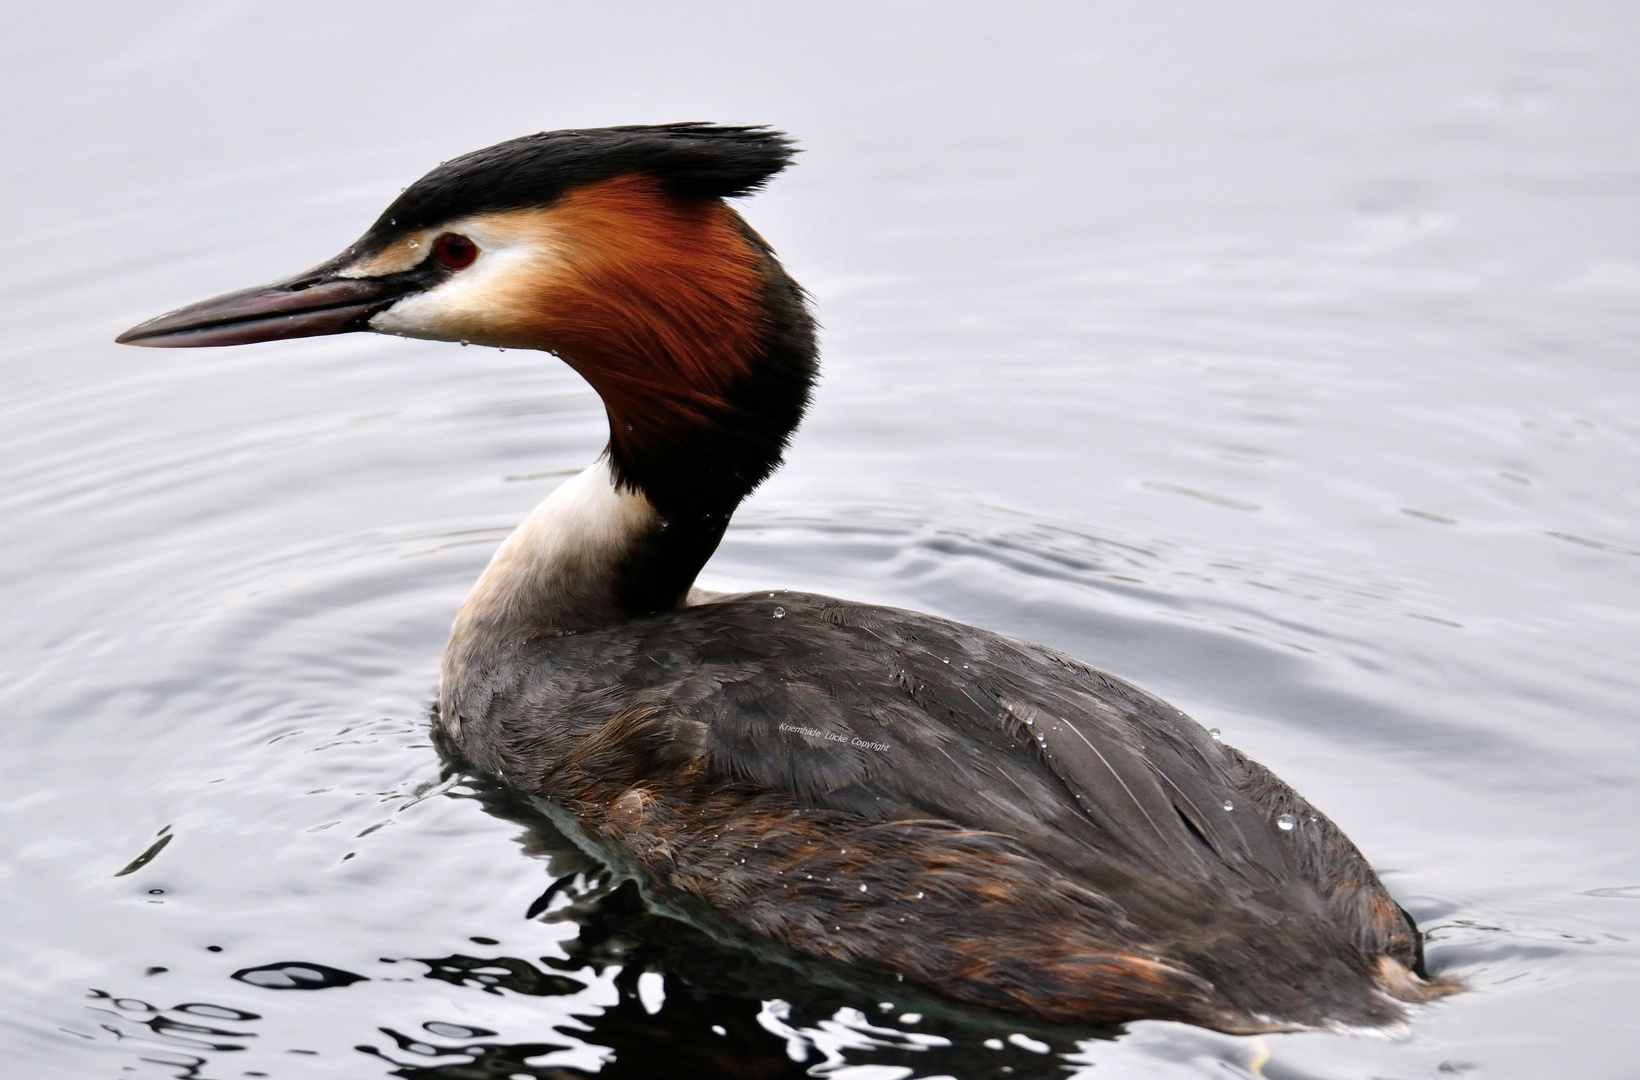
left=433, top=233, right=479, bottom=270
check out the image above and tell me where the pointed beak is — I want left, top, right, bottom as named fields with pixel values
left=116, top=266, right=421, bottom=348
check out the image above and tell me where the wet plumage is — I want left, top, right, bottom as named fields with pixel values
left=451, top=590, right=1432, bottom=1032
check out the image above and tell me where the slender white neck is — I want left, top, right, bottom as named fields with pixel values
left=453, top=458, right=659, bottom=639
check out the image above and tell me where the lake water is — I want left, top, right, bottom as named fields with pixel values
left=3, top=3, right=1637, bottom=1077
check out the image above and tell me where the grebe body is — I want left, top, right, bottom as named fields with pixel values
left=119, top=124, right=1455, bottom=1033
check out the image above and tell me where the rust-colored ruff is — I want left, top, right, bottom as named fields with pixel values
left=487, top=175, right=765, bottom=450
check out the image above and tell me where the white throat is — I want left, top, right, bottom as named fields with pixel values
left=452, top=458, right=660, bottom=638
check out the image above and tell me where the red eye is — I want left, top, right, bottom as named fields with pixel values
left=432, top=233, right=478, bottom=269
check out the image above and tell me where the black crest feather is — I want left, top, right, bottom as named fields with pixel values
left=362, top=124, right=796, bottom=241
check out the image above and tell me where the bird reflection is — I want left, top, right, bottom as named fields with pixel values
left=88, top=758, right=1087, bottom=1080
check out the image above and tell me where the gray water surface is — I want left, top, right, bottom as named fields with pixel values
left=3, top=3, right=1638, bottom=1077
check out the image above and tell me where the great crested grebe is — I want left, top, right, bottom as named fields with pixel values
left=120, top=124, right=1455, bottom=1033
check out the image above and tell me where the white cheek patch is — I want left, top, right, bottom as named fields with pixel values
left=367, top=243, right=536, bottom=344
left=367, top=216, right=567, bottom=347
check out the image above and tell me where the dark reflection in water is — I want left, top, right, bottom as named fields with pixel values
left=89, top=775, right=1096, bottom=1079
left=85, top=989, right=260, bottom=1053
left=233, top=962, right=369, bottom=991
left=415, top=953, right=585, bottom=998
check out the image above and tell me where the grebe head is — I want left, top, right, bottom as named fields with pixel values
left=118, top=124, right=816, bottom=516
